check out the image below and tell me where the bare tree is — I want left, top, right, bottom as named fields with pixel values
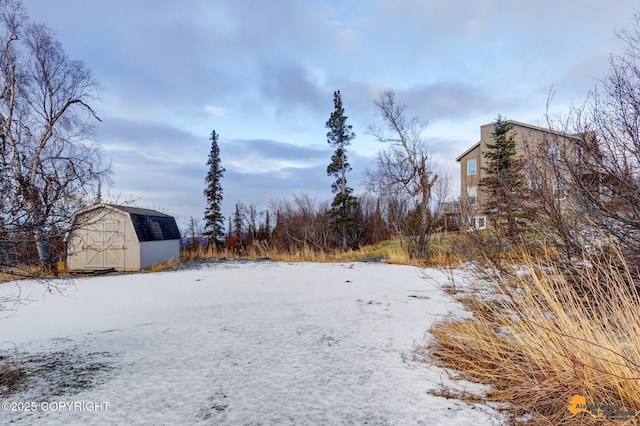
left=353, top=192, right=389, bottom=246
left=270, top=194, right=330, bottom=253
left=538, top=13, right=640, bottom=262
left=519, top=120, right=586, bottom=260
left=375, top=191, right=409, bottom=248
left=367, top=90, right=438, bottom=257
left=431, top=173, right=452, bottom=226
left=0, top=0, right=108, bottom=273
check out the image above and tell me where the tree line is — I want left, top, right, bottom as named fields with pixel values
left=200, top=90, right=449, bottom=257
left=4, top=0, right=640, bottom=273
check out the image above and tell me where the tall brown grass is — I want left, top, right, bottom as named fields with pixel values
left=182, top=243, right=384, bottom=263
left=422, top=243, right=640, bottom=424
left=179, top=239, right=458, bottom=267
left=0, top=258, right=70, bottom=282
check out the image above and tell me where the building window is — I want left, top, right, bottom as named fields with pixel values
left=468, top=186, right=477, bottom=205
left=467, top=159, right=477, bottom=175
left=529, top=177, right=542, bottom=201
left=553, top=178, right=566, bottom=200
left=477, top=216, right=486, bottom=229
left=528, top=177, right=541, bottom=189
left=548, top=146, right=560, bottom=161
left=469, top=216, right=486, bottom=230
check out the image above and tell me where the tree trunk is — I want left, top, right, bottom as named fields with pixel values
left=34, top=227, right=50, bottom=265
left=24, top=196, right=51, bottom=265
left=342, top=224, right=347, bottom=250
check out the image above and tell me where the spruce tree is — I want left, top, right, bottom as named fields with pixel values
left=326, top=90, right=357, bottom=249
left=203, top=130, right=226, bottom=248
left=480, top=115, right=527, bottom=239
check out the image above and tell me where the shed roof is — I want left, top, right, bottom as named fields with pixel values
left=76, top=204, right=181, bottom=242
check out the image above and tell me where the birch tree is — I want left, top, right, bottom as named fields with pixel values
left=0, top=0, right=107, bottom=272
left=367, top=90, right=438, bottom=257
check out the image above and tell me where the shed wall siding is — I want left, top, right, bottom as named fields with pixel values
left=139, top=240, right=180, bottom=269
left=68, top=209, right=130, bottom=271
left=121, top=218, right=138, bottom=271
left=67, top=205, right=180, bottom=271
left=68, top=209, right=142, bottom=271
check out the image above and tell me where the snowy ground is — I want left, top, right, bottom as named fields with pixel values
left=0, top=260, right=507, bottom=425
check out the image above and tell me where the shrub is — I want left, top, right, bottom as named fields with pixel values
left=424, top=243, right=640, bottom=424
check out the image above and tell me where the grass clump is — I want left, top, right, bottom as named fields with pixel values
left=424, top=242, right=640, bottom=424
left=0, top=345, right=21, bottom=395
left=147, top=257, right=182, bottom=272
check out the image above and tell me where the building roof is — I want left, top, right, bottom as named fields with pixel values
left=457, top=120, right=584, bottom=163
left=456, top=142, right=480, bottom=162
left=104, top=204, right=175, bottom=218
left=75, top=203, right=181, bottom=242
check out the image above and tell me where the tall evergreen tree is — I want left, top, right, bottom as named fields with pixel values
left=480, top=115, right=528, bottom=239
left=326, top=90, right=358, bottom=249
left=203, top=130, right=226, bottom=247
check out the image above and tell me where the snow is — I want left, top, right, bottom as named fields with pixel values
left=0, top=260, right=507, bottom=425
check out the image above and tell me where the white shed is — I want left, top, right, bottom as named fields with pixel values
left=67, top=204, right=181, bottom=272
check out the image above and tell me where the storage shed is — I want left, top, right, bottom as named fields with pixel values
left=67, top=203, right=181, bottom=272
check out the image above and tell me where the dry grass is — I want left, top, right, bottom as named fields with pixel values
left=0, top=257, right=71, bottom=283
left=383, top=245, right=412, bottom=265
left=179, top=238, right=461, bottom=268
left=423, top=243, right=640, bottom=424
left=0, top=360, right=20, bottom=394
left=0, top=344, right=21, bottom=395
left=0, top=264, right=49, bottom=282
left=147, top=257, right=182, bottom=272
left=179, top=244, right=221, bottom=263
left=55, top=258, right=68, bottom=276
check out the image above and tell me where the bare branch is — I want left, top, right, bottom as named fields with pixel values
left=0, top=0, right=108, bottom=276
left=367, top=90, right=438, bottom=257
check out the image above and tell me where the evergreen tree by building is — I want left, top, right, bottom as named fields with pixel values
left=203, top=130, right=226, bottom=247
left=326, top=90, right=358, bottom=249
left=479, top=116, right=528, bottom=239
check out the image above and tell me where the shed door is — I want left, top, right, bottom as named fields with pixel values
left=85, top=219, right=125, bottom=269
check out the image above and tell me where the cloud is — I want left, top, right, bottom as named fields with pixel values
left=98, top=124, right=372, bottom=222
left=97, top=116, right=207, bottom=161
left=258, top=61, right=328, bottom=117
left=400, top=83, right=512, bottom=121
left=224, top=138, right=326, bottom=162
left=202, top=106, right=228, bottom=119
left=21, top=0, right=640, bottom=222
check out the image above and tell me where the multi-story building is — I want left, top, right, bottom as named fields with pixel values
left=456, top=120, right=591, bottom=231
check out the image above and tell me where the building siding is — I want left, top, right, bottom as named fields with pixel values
left=457, top=120, right=585, bottom=231
left=67, top=204, right=180, bottom=272
left=139, top=240, right=180, bottom=269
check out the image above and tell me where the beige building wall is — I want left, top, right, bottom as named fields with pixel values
left=67, top=204, right=181, bottom=272
left=457, top=120, right=584, bottom=231
left=457, top=142, right=484, bottom=229
left=67, top=208, right=142, bottom=271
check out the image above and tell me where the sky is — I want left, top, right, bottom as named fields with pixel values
left=23, top=0, right=640, bottom=229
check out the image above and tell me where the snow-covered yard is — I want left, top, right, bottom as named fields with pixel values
left=0, top=260, right=506, bottom=425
